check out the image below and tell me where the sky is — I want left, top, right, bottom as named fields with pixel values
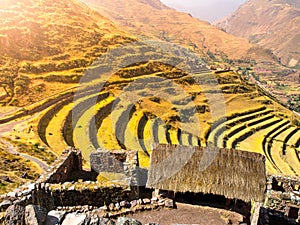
left=160, top=0, right=247, bottom=22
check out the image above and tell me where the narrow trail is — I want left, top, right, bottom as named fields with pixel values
left=0, top=140, right=49, bottom=171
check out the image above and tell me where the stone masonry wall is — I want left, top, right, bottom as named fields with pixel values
left=37, top=148, right=82, bottom=184
left=258, top=175, right=300, bottom=225
left=0, top=148, right=138, bottom=213
left=90, top=150, right=126, bottom=174
left=0, top=181, right=131, bottom=212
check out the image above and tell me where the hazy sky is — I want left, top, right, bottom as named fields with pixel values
left=160, top=0, right=247, bottom=22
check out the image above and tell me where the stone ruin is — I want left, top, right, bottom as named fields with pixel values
left=259, top=175, right=300, bottom=225
left=1, top=145, right=299, bottom=225
left=90, top=149, right=141, bottom=187
left=0, top=148, right=175, bottom=225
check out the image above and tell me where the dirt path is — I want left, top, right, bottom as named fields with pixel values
left=0, top=140, right=49, bottom=171
left=0, top=116, right=49, bottom=170
left=128, top=203, right=244, bottom=225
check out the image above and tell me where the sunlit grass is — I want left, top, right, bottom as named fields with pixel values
left=73, top=96, right=115, bottom=161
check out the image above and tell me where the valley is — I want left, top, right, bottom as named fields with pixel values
left=0, top=3, right=299, bottom=225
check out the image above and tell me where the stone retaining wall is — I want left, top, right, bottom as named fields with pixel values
left=0, top=181, right=131, bottom=212
left=0, top=148, right=142, bottom=213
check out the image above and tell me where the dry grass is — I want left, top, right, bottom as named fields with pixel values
left=97, top=114, right=121, bottom=150
left=97, top=172, right=128, bottom=186
left=0, top=143, right=42, bottom=194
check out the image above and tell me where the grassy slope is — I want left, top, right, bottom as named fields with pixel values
left=0, top=0, right=135, bottom=106
left=0, top=142, right=41, bottom=194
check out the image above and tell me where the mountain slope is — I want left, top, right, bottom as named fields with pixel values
left=215, top=0, right=300, bottom=67
left=0, top=0, right=135, bottom=105
left=81, top=0, right=268, bottom=61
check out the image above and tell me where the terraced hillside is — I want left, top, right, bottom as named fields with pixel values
left=1, top=40, right=299, bottom=178
left=206, top=105, right=300, bottom=175
left=0, top=0, right=299, bottom=194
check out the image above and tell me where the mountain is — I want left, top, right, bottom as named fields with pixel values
left=0, top=0, right=135, bottom=106
left=81, top=0, right=270, bottom=61
left=215, top=0, right=300, bottom=67
left=160, top=0, right=247, bottom=22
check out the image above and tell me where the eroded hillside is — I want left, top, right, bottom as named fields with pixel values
left=215, top=0, right=300, bottom=67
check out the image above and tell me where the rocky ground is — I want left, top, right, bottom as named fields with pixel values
left=2, top=199, right=245, bottom=225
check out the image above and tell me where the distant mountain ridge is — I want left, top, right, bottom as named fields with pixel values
left=82, top=0, right=273, bottom=62
left=215, top=0, right=300, bottom=67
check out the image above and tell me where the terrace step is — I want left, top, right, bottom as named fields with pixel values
left=42, top=92, right=108, bottom=153
left=262, top=122, right=293, bottom=175
left=142, top=119, right=156, bottom=155
left=230, top=117, right=284, bottom=149
left=73, top=96, right=115, bottom=160
left=178, top=130, right=189, bottom=146
left=112, top=102, right=137, bottom=150
left=151, top=118, right=168, bottom=145
left=124, top=111, right=150, bottom=167
left=97, top=114, right=121, bottom=150
left=38, top=97, right=73, bottom=148
left=237, top=119, right=291, bottom=175
left=272, top=126, right=300, bottom=175
left=224, top=114, right=278, bottom=148
left=62, top=92, right=110, bottom=147
left=207, top=107, right=269, bottom=145
left=168, top=128, right=180, bottom=145
left=37, top=87, right=103, bottom=148
left=124, top=111, right=147, bottom=153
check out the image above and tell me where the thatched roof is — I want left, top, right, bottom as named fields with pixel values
left=146, top=144, right=266, bottom=202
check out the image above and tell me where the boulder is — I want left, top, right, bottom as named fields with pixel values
left=45, top=210, right=66, bottom=225
left=24, top=205, right=47, bottom=225
left=164, top=199, right=176, bottom=208
left=130, top=200, right=137, bottom=207
left=7, top=192, right=17, bottom=199
left=108, top=203, right=115, bottom=211
left=89, top=215, right=99, bottom=225
left=116, top=217, right=142, bottom=225
left=0, top=200, right=12, bottom=210
left=115, top=203, right=120, bottom=211
left=142, top=198, right=151, bottom=204
left=120, top=201, right=130, bottom=208
left=4, top=204, right=25, bottom=225
left=61, top=212, right=87, bottom=225
left=99, top=217, right=115, bottom=225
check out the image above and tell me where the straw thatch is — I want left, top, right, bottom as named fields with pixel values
left=146, top=144, right=266, bottom=202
